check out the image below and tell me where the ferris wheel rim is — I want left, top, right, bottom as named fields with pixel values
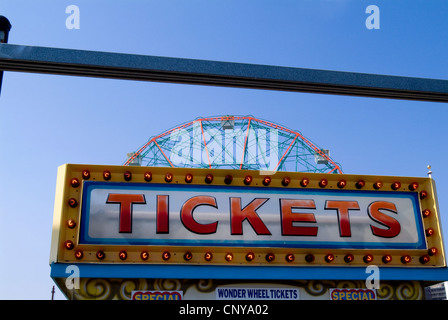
left=124, top=115, right=343, bottom=174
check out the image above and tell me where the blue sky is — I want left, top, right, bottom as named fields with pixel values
left=0, top=0, right=447, bottom=299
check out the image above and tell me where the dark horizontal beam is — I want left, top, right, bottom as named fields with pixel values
left=1, top=43, right=448, bottom=102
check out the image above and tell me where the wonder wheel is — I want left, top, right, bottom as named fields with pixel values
left=124, top=115, right=342, bottom=174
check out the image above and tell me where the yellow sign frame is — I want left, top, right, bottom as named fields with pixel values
left=50, top=164, right=445, bottom=268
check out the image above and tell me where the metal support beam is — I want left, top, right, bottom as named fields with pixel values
left=1, top=43, right=448, bottom=102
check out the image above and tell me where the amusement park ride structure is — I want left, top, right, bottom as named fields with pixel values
left=124, top=115, right=342, bottom=175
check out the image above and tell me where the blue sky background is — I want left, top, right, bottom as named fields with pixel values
left=0, top=0, right=447, bottom=299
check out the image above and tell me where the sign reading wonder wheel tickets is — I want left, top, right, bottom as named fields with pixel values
left=50, top=164, right=445, bottom=268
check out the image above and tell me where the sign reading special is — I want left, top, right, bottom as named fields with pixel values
left=330, top=288, right=377, bottom=300
left=50, top=164, right=445, bottom=267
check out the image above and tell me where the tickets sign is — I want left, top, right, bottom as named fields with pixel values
left=50, top=164, right=445, bottom=267
left=330, top=288, right=377, bottom=300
